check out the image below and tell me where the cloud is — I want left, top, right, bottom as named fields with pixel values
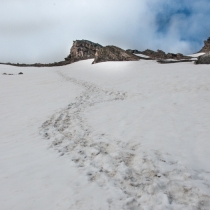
left=148, top=0, right=210, bottom=52
left=0, top=0, right=209, bottom=63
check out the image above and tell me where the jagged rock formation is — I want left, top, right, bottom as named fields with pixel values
left=92, top=46, right=140, bottom=64
left=199, top=37, right=210, bottom=53
left=141, top=49, right=190, bottom=60
left=126, top=48, right=191, bottom=60
left=0, top=39, right=198, bottom=67
left=65, top=40, right=103, bottom=63
left=195, top=52, right=210, bottom=64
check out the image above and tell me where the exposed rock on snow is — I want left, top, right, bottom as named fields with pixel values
left=199, top=37, right=210, bottom=53
left=126, top=49, right=142, bottom=54
left=92, top=46, right=140, bottom=64
left=126, top=49, right=191, bottom=60
left=141, top=49, right=191, bottom=60
left=65, top=40, right=103, bottom=63
left=195, top=52, right=210, bottom=64
left=1, top=37, right=210, bottom=67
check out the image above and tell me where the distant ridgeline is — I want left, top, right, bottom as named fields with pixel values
left=1, top=37, right=210, bottom=67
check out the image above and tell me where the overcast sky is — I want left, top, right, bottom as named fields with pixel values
left=0, top=0, right=210, bottom=63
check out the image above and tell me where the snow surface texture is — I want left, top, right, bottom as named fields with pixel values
left=1, top=59, right=210, bottom=210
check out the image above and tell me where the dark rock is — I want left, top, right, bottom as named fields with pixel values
left=141, top=49, right=190, bottom=60
left=126, top=49, right=142, bottom=54
left=65, top=40, right=103, bottom=63
left=141, top=49, right=156, bottom=57
left=2, top=73, right=7, bottom=75
left=195, top=52, right=210, bottom=64
left=166, top=53, right=177, bottom=59
left=92, top=46, right=140, bottom=64
left=141, top=49, right=167, bottom=59
left=18, top=72, right=23, bottom=75
left=199, top=37, right=210, bottom=53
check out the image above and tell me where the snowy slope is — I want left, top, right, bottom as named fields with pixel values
left=188, top=52, right=205, bottom=57
left=0, top=60, right=210, bottom=210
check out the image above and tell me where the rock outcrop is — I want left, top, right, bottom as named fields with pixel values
left=65, top=40, right=103, bottom=63
left=141, top=49, right=190, bottom=60
left=0, top=39, right=197, bottom=67
left=92, top=46, right=140, bottom=64
left=126, top=49, right=142, bottom=54
left=195, top=52, right=210, bottom=64
left=126, top=48, right=191, bottom=60
left=199, top=37, right=210, bottom=53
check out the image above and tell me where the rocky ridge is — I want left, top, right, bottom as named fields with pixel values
left=65, top=40, right=103, bottom=63
left=127, top=49, right=191, bottom=60
left=2, top=38, right=210, bottom=67
left=92, top=46, right=140, bottom=64
left=126, top=49, right=142, bottom=54
left=199, top=37, right=210, bottom=53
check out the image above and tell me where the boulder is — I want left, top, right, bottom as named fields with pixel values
left=195, top=52, right=210, bottom=64
left=199, top=37, right=210, bottom=53
left=92, top=46, right=140, bottom=64
left=65, top=40, right=103, bottom=63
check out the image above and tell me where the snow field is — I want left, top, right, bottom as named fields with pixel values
left=1, top=59, right=210, bottom=209
left=0, top=66, right=123, bottom=210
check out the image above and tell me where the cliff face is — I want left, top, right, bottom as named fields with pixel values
left=199, top=37, right=210, bottom=53
left=65, top=40, right=103, bottom=63
left=92, top=46, right=140, bottom=64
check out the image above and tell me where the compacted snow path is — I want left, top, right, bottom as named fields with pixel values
left=40, top=69, right=210, bottom=210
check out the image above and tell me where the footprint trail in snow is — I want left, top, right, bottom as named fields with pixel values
left=40, top=70, right=210, bottom=210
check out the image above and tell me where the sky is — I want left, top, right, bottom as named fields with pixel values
left=0, top=0, right=210, bottom=63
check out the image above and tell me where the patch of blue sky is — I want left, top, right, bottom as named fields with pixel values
left=153, top=0, right=210, bottom=47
